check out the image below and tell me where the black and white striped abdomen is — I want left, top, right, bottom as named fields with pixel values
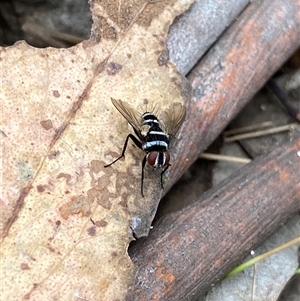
left=142, top=128, right=169, bottom=152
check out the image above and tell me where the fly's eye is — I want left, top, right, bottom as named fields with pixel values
left=147, top=151, right=158, bottom=166
left=164, top=151, right=170, bottom=166
left=147, top=151, right=171, bottom=167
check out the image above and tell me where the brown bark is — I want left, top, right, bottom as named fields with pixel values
left=127, top=0, right=300, bottom=300
left=167, top=0, right=300, bottom=192
left=168, top=0, right=249, bottom=75
left=128, top=135, right=300, bottom=301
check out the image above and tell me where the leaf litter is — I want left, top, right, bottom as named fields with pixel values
left=0, top=0, right=194, bottom=300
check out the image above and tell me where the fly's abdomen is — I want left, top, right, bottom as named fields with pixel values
left=142, top=129, right=169, bottom=152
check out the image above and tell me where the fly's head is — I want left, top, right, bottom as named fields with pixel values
left=147, top=151, right=170, bottom=169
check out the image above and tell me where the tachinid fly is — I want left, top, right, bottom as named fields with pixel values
left=104, top=98, right=186, bottom=197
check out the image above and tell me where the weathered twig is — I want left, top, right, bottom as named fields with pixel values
left=128, top=134, right=300, bottom=300
left=168, top=0, right=249, bottom=75
left=127, top=0, right=300, bottom=299
left=167, top=0, right=300, bottom=192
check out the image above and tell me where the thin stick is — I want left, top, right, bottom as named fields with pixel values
left=224, top=121, right=274, bottom=136
left=199, top=153, right=251, bottom=164
left=226, top=236, right=300, bottom=277
left=224, top=123, right=299, bottom=142
left=22, top=22, right=84, bottom=46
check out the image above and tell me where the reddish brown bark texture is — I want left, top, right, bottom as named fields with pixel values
left=128, top=0, right=300, bottom=300
left=128, top=134, right=300, bottom=301
left=167, top=0, right=300, bottom=191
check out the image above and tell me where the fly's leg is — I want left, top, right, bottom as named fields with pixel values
left=160, top=164, right=171, bottom=189
left=141, top=155, right=147, bottom=197
left=104, top=134, right=142, bottom=167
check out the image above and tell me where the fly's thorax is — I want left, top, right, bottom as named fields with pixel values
left=142, top=112, right=160, bottom=127
left=142, top=124, right=170, bottom=152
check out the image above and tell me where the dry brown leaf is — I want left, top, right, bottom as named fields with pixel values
left=0, top=1, right=193, bottom=300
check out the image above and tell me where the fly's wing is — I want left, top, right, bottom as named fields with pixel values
left=160, top=102, right=186, bottom=137
left=110, top=98, right=143, bottom=139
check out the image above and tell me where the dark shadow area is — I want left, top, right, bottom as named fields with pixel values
left=0, top=0, right=92, bottom=47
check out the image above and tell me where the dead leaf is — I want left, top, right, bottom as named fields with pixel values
left=0, top=0, right=193, bottom=300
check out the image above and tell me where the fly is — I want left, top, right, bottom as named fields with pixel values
left=104, top=98, right=186, bottom=197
